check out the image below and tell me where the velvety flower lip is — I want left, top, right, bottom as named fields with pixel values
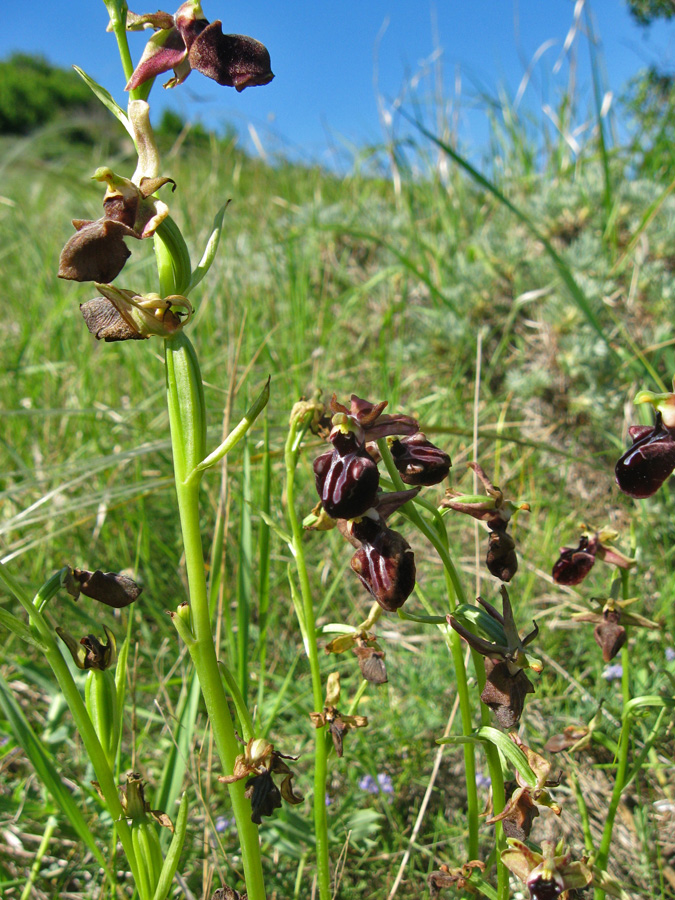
left=551, top=534, right=596, bottom=585
left=125, top=2, right=274, bottom=92
left=390, top=433, right=451, bottom=486
left=345, top=512, right=416, bottom=612
left=58, top=169, right=174, bottom=284
left=313, top=436, right=379, bottom=520
left=615, top=411, right=675, bottom=498
left=63, top=566, right=142, bottom=608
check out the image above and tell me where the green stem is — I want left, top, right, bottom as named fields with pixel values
left=377, top=441, right=482, bottom=860
left=102, top=1, right=136, bottom=90
left=284, top=413, right=331, bottom=900
left=164, top=334, right=266, bottom=900
left=594, top=567, right=633, bottom=900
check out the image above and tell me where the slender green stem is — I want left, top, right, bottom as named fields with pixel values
left=594, top=567, right=633, bottom=900
left=377, top=440, right=482, bottom=859
left=103, top=1, right=136, bottom=90
left=20, top=815, right=57, bottom=900
left=284, top=414, right=331, bottom=900
left=164, top=335, right=266, bottom=900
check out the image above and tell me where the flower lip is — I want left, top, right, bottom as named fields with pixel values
left=615, top=411, right=675, bottom=498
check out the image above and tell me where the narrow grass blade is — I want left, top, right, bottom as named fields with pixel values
left=0, top=671, right=112, bottom=879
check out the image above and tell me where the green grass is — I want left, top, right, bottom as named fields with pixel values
left=1, top=86, right=675, bottom=900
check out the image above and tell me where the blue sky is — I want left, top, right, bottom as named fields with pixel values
left=3, top=2, right=675, bottom=165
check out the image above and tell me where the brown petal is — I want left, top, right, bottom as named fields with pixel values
left=68, top=568, right=142, bottom=608
left=80, top=298, right=147, bottom=342
left=59, top=219, right=137, bottom=283
left=188, top=25, right=274, bottom=90
left=481, top=659, right=534, bottom=728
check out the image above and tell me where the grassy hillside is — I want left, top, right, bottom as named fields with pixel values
left=1, top=89, right=675, bottom=900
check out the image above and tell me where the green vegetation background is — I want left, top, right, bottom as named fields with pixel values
left=1, top=53, right=675, bottom=898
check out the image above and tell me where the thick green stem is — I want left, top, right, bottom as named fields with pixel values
left=164, top=334, right=266, bottom=900
left=284, top=414, right=331, bottom=900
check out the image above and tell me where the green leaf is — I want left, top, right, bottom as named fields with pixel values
left=438, top=727, right=536, bottom=786
left=188, top=202, right=230, bottom=292
left=623, top=694, right=675, bottom=719
left=0, top=671, right=112, bottom=880
left=396, top=608, right=447, bottom=625
left=73, top=66, right=133, bottom=138
left=257, top=509, right=292, bottom=545
left=0, top=608, right=47, bottom=650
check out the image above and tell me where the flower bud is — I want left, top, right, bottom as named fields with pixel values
left=390, top=433, right=451, bottom=486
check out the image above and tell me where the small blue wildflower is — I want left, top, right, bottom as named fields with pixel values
left=325, top=794, right=332, bottom=807
left=215, top=815, right=234, bottom=833
left=358, top=774, right=379, bottom=794
left=475, top=772, right=491, bottom=790
left=602, top=663, right=623, bottom=681
left=666, top=647, right=675, bottom=662
left=377, top=772, right=394, bottom=794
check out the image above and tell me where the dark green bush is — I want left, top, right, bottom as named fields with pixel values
left=0, top=53, right=99, bottom=135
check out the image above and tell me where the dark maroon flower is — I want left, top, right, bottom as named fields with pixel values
left=486, top=526, right=518, bottom=582
left=390, top=433, right=451, bottom=486
left=126, top=2, right=274, bottom=93
left=551, top=535, right=596, bottom=585
left=313, top=432, right=379, bottom=520
left=346, top=513, right=416, bottom=612
left=552, top=529, right=634, bottom=586
left=593, top=609, right=626, bottom=662
left=64, top=566, right=142, bottom=608
left=329, top=394, right=419, bottom=442
left=615, top=411, right=675, bottom=498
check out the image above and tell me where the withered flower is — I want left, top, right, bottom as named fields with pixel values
left=487, top=736, right=561, bottom=840
left=115, top=771, right=174, bottom=829
left=63, top=566, right=142, bottom=608
left=571, top=595, right=656, bottom=662
left=309, top=673, right=368, bottom=757
left=212, top=888, right=247, bottom=900
left=441, top=463, right=528, bottom=582
left=353, top=636, right=388, bottom=684
left=501, top=839, right=592, bottom=900
left=58, top=168, right=175, bottom=284
left=448, top=586, right=541, bottom=728
left=56, top=624, right=117, bottom=670
left=615, top=385, right=675, bottom=498
left=219, top=738, right=303, bottom=825
left=389, top=433, right=451, bottom=486
left=125, top=1, right=274, bottom=92
left=80, top=284, right=192, bottom=342
left=552, top=527, right=635, bottom=586
left=324, top=629, right=388, bottom=684
left=428, top=860, right=485, bottom=898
